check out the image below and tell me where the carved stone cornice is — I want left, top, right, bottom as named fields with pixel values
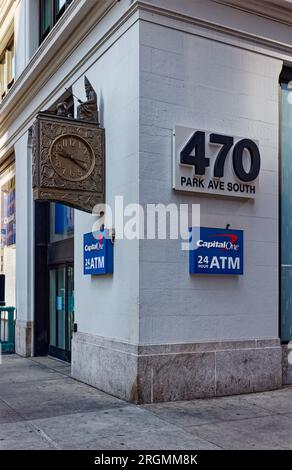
left=213, top=0, right=292, bottom=26
left=0, top=0, right=16, bottom=56
left=0, top=0, right=15, bottom=29
left=0, top=0, right=118, bottom=139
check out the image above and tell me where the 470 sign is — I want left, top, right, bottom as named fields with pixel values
left=173, top=126, right=261, bottom=198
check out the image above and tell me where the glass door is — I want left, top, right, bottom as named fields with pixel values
left=49, top=265, right=74, bottom=361
left=67, top=265, right=74, bottom=356
left=280, top=77, right=292, bottom=343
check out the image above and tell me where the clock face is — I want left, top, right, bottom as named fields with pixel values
left=49, top=134, right=95, bottom=182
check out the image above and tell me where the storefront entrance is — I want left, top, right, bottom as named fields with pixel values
left=34, top=201, right=74, bottom=362
left=49, top=265, right=74, bottom=362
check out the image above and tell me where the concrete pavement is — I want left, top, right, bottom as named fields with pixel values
left=0, top=354, right=292, bottom=450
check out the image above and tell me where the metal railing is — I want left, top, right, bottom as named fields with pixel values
left=0, top=307, right=15, bottom=354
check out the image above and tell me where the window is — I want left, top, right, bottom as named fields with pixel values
left=0, top=162, right=16, bottom=307
left=40, top=0, right=73, bottom=42
left=50, top=203, right=74, bottom=243
left=280, top=67, right=292, bottom=343
left=56, top=0, right=67, bottom=15
left=0, top=37, right=15, bottom=101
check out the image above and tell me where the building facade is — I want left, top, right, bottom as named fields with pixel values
left=0, top=0, right=292, bottom=403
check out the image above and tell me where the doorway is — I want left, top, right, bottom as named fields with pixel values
left=49, top=264, right=74, bottom=362
left=34, top=201, right=74, bottom=361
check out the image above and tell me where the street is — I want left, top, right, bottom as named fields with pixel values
left=0, top=354, right=291, bottom=450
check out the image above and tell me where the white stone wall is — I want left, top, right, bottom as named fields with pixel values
left=73, top=22, right=140, bottom=343
left=14, top=131, right=34, bottom=323
left=2, top=0, right=292, bottom=358
left=14, top=0, right=44, bottom=78
left=139, top=20, right=282, bottom=344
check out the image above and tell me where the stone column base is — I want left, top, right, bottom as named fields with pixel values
left=72, top=333, right=282, bottom=404
left=15, top=320, right=33, bottom=357
left=282, top=344, right=292, bottom=385
left=72, top=333, right=139, bottom=402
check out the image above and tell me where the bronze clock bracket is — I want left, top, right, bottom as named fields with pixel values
left=32, top=77, right=105, bottom=213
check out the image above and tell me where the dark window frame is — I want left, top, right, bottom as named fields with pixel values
left=0, top=35, right=15, bottom=100
left=280, top=66, right=292, bottom=84
left=39, top=0, right=73, bottom=44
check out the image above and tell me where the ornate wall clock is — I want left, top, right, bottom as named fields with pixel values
left=32, top=78, right=105, bottom=213
left=49, top=134, right=96, bottom=182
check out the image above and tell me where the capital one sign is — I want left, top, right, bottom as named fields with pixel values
left=173, top=126, right=261, bottom=198
left=189, top=227, right=244, bottom=275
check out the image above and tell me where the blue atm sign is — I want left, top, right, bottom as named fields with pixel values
left=84, top=230, right=113, bottom=275
left=190, top=227, right=243, bottom=275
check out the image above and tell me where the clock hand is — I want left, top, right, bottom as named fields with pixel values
left=71, top=155, right=87, bottom=163
left=69, top=155, right=87, bottom=171
left=57, top=152, right=70, bottom=159
left=57, top=152, right=87, bottom=171
left=57, top=152, right=85, bottom=166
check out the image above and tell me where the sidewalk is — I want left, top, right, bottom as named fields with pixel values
left=0, top=354, right=292, bottom=450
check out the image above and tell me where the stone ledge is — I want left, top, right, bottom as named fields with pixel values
left=72, top=333, right=282, bottom=403
left=73, top=333, right=280, bottom=355
left=138, top=338, right=280, bottom=355
left=214, top=0, right=292, bottom=26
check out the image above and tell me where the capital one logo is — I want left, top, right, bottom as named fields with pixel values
left=197, top=233, right=239, bottom=251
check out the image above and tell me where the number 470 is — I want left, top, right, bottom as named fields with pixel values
left=180, top=131, right=261, bottom=182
